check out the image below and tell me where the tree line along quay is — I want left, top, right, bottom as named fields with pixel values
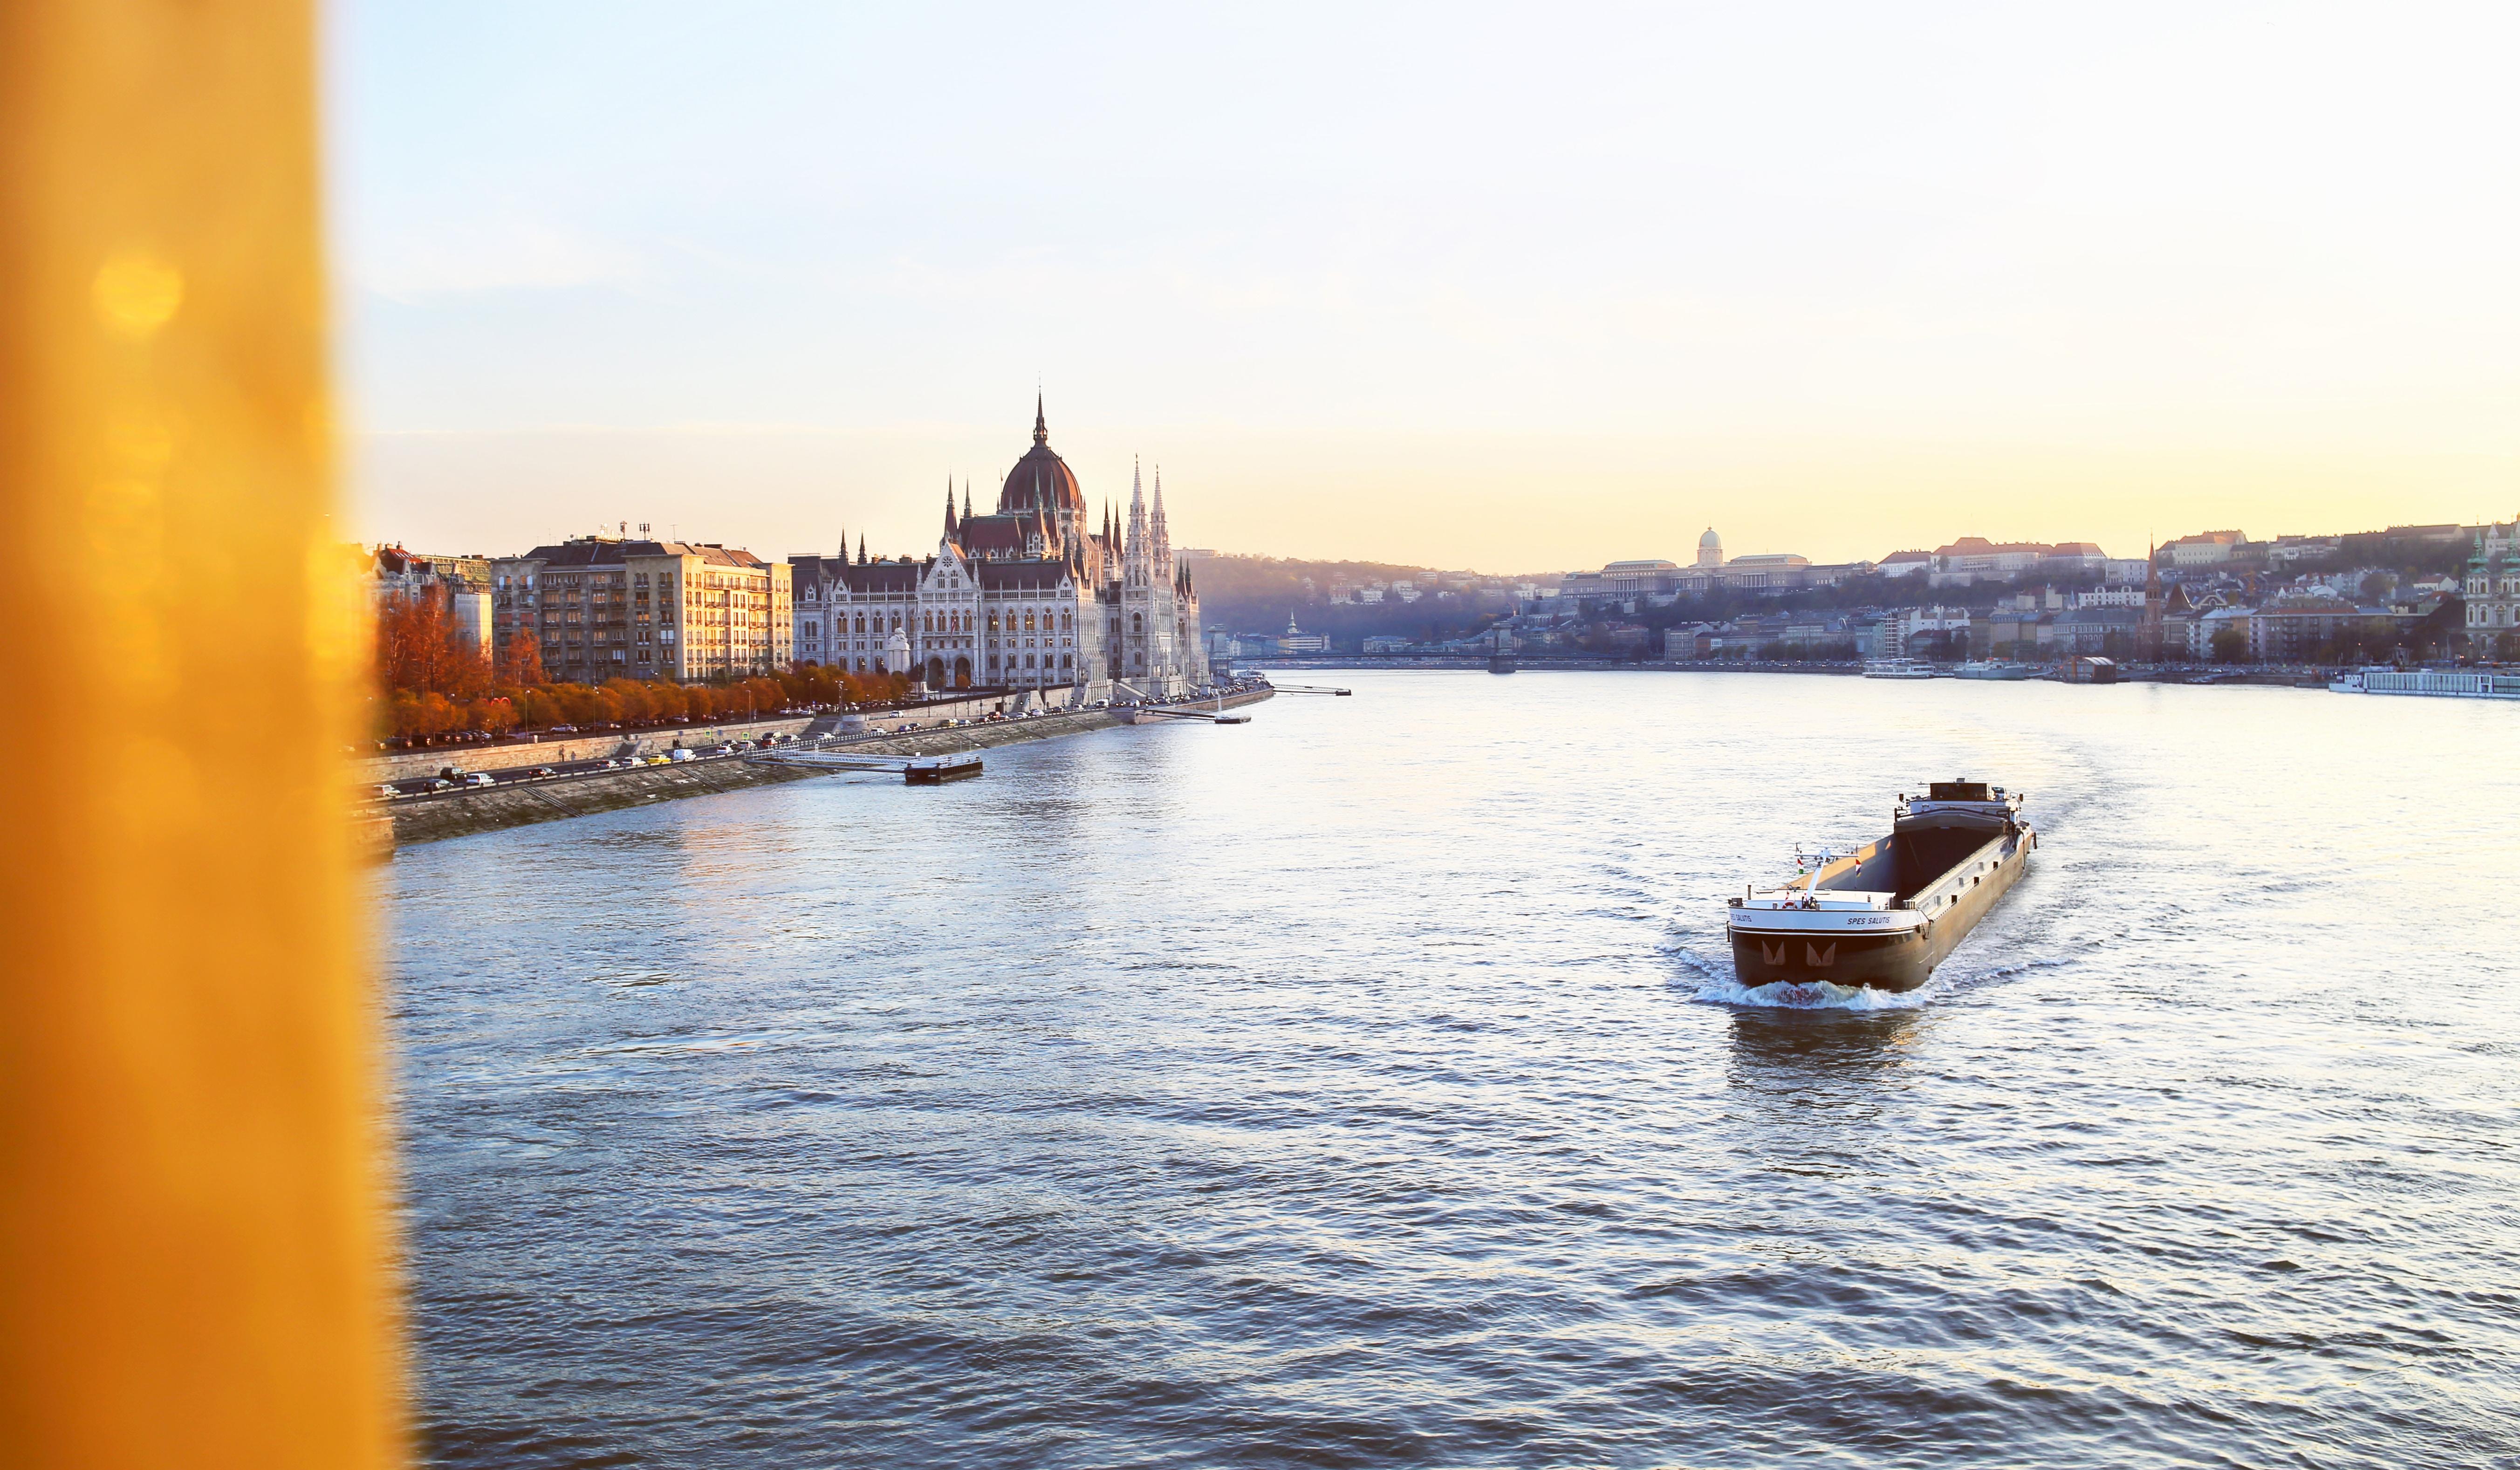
left=372, top=589, right=910, bottom=744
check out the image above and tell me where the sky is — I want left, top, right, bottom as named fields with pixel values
left=330, top=1, right=2520, bottom=572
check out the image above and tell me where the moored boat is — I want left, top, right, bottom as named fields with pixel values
left=2329, top=667, right=2520, bottom=699
left=1726, top=779, right=2036, bottom=993
left=1863, top=657, right=1937, bottom=680
left=1955, top=660, right=2034, bottom=681
left=904, top=753, right=983, bottom=784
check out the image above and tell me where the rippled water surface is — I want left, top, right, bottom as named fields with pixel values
left=388, top=671, right=2520, bottom=1468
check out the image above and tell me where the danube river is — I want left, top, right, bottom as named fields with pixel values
left=387, top=671, right=2520, bottom=1468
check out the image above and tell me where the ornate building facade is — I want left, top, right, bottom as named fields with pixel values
left=2465, top=516, right=2519, bottom=654
left=789, top=400, right=1205, bottom=699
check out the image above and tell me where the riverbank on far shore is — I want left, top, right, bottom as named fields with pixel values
left=368, top=687, right=1275, bottom=855
left=1243, top=656, right=2337, bottom=686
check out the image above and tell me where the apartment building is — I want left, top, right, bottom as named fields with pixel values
left=493, top=535, right=793, bottom=684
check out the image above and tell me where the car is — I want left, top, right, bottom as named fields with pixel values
left=529, top=766, right=556, bottom=779
left=459, top=772, right=496, bottom=788
left=426, top=778, right=454, bottom=792
left=375, top=784, right=399, bottom=800
left=644, top=754, right=671, bottom=766
left=548, top=724, right=577, bottom=734
left=667, top=749, right=695, bottom=763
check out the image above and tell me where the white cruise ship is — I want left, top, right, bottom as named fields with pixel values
left=2329, top=668, right=2520, bottom=700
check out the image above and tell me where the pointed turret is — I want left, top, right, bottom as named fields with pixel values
left=1151, top=464, right=1172, bottom=579
left=962, top=481, right=973, bottom=523
left=856, top=533, right=867, bottom=565
left=1032, top=391, right=1048, bottom=447
left=1124, top=460, right=1151, bottom=590
left=945, top=480, right=959, bottom=537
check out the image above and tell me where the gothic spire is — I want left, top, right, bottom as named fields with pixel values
left=1126, top=461, right=1149, bottom=576
left=856, top=533, right=867, bottom=565
left=945, top=479, right=958, bottom=536
left=963, top=480, right=973, bottom=522
left=1033, top=391, right=1048, bottom=447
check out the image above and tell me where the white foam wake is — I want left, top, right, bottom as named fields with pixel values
left=1691, top=975, right=1935, bottom=1011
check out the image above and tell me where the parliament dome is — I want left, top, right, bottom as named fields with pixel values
left=999, top=395, right=1087, bottom=517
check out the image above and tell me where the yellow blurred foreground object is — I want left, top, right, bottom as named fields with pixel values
left=0, top=1, right=402, bottom=1467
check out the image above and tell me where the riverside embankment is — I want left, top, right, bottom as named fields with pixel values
left=361, top=687, right=1065, bottom=785
left=373, top=686, right=1274, bottom=852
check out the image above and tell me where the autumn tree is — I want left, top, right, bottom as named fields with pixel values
left=376, top=588, right=493, bottom=698
left=498, top=628, right=546, bottom=687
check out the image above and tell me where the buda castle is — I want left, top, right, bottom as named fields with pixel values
left=789, top=399, right=1205, bottom=700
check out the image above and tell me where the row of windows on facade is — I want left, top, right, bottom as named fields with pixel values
left=498, top=570, right=776, bottom=592
left=799, top=609, right=1080, bottom=636
left=544, top=649, right=771, bottom=666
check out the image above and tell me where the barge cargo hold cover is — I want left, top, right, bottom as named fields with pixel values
left=1726, top=780, right=2037, bottom=993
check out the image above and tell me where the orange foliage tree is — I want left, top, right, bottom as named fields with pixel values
left=370, top=598, right=917, bottom=742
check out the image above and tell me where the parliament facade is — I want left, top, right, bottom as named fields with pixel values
left=790, top=400, right=1205, bottom=700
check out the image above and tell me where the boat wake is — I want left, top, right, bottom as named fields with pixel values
left=1691, top=974, right=1935, bottom=1012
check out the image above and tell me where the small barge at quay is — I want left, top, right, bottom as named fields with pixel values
left=1727, top=779, right=2036, bottom=993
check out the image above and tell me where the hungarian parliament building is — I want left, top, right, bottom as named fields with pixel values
left=789, top=400, right=1207, bottom=701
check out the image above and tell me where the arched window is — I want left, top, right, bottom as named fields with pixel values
left=1023, top=610, right=1035, bottom=632
left=1061, top=611, right=1071, bottom=632
left=1132, top=613, right=1143, bottom=634
left=853, top=613, right=865, bottom=634
left=987, top=611, right=999, bottom=633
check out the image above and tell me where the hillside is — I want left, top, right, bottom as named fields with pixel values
left=1187, top=554, right=1556, bottom=642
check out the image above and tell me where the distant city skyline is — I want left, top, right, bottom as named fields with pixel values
left=336, top=2, right=2520, bottom=571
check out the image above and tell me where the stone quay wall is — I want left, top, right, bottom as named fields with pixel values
left=357, top=689, right=1073, bottom=784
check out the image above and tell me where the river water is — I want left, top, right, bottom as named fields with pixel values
left=386, top=671, right=2520, bottom=1468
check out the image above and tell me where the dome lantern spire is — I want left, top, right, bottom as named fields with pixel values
left=1033, top=391, right=1048, bottom=447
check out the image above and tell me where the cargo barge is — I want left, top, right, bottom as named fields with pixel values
left=1726, top=779, right=2036, bottom=993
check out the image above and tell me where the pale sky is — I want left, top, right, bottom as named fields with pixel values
left=332, top=1, right=2520, bottom=572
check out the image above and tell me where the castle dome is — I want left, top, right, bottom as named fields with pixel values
left=1696, top=526, right=1723, bottom=569
left=998, top=395, right=1087, bottom=518
left=1699, top=527, right=1721, bottom=549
